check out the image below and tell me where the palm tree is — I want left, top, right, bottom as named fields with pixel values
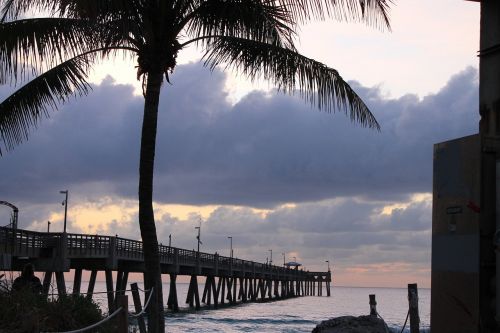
left=0, top=0, right=391, bottom=331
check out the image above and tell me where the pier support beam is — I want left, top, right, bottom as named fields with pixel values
left=86, top=270, right=97, bottom=299
left=238, top=277, right=245, bottom=301
left=42, top=271, right=52, bottom=295
left=248, top=278, right=255, bottom=300
left=55, top=271, right=66, bottom=295
left=220, top=277, right=226, bottom=304
left=167, top=274, right=179, bottom=312
left=226, top=277, right=233, bottom=303
left=211, top=276, right=219, bottom=308
left=72, top=268, right=82, bottom=295
left=186, top=275, right=200, bottom=310
left=105, top=269, right=114, bottom=311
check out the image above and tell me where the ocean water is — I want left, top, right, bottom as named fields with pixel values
left=86, top=282, right=430, bottom=333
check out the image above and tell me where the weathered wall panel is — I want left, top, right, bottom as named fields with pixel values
left=431, top=134, right=480, bottom=333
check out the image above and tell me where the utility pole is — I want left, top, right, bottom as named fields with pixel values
left=60, top=190, right=68, bottom=233
left=475, top=0, right=500, bottom=331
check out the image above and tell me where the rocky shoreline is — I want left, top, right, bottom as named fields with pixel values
left=312, top=315, right=389, bottom=333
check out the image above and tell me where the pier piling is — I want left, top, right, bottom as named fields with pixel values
left=408, top=283, right=420, bottom=333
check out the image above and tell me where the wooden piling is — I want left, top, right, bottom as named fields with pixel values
left=206, top=277, right=212, bottom=305
left=369, top=294, right=377, bottom=316
left=72, top=268, right=82, bottom=295
left=211, top=276, right=218, bottom=308
left=242, top=278, right=247, bottom=301
left=131, top=282, right=147, bottom=333
left=167, top=274, right=179, bottom=312
left=105, top=269, right=114, bottom=311
left=260, top=279, right=266, bottom=299
left=186, top=275, right=194, bottom=307
left=193, top=276, right=200, bottom=310
left=202, top=278, right=209, bottom=304
left=232, top=277, right=237, bottom=303
left=86, top=270, right=97, bottom=299
left=226, top=277, right=233, bottom=303
left=220, top=277, right=226, bottom=304
left=248, top=278, right=254, bottom=300
left=408, top=283, right=420, bottom=333
left=115, top=271, right=123, bottom=296
left=55, top=271, right=66, bottom=295
left=240, top=277, right=247, bottom=302
left=42, top=271, right=52, bottom=295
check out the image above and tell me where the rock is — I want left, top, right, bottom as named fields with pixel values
left=312, top=315, right=388, bottom=333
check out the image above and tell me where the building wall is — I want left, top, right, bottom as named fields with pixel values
left=431, top=134, right=480, bottom=332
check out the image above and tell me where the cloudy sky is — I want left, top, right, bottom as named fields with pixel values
left=0, top=0, right=481, bottom=287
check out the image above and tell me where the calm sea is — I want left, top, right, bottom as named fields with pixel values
left=85, top=282, right=430, bottom=333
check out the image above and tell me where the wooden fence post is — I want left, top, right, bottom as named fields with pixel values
left=369, top=294, right=377, bottom=316
left=408, top=283, right=420, bottom=333
left=116, top=294, right=128, bottom=333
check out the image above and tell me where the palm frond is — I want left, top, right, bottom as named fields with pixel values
left=0, top=0, right=143, bottom=21
left=204, top=36, right=379, bottom=129
left=283, top=0, right=392, bottom=30
left=58, top=0, right=144, bottom=21
left=0, top=55, right=92, bottom=154
left=0, top=17, right=103, bottom=84
left=0, top=17, right=137, bottom=85
left=0, top=0, right=50, bottom=22
left=184, top=0, right=295, bottom=49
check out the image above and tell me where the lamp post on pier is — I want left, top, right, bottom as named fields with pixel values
left=326, top=260, right=330, bottom=272
left=195, top=226, right=201, bottom=254
left=228, top=236, right=233, bottom=258
left=59, top=190, right=68, bottom=233
left=47, top=221, right=51, bottom=233
left=169, top=234, right=171, bottom=247
left=269, top=249, right=273, bottom=265
left=282, top=252, right=285, bottom=267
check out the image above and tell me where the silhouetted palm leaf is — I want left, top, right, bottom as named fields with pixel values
left=184, top=0, right=295, bottom=49
left=0, top=18, right=95, bottom=83
left=0, top=55, right=91, bottom=152
left=204, top=36, right=379, bottom=129
left=285, top=0, right=391, bottom=29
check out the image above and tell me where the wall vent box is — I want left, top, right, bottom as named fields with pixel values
left=431, top=134, right=480, bottom=332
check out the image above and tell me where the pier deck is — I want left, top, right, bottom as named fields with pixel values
left=0, top=226, right=331, bottom=310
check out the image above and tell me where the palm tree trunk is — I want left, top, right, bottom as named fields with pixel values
left=139, top=69, right=165, bottom=333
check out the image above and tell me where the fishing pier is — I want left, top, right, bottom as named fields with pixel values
left=0, top=226, right=331, bottom=312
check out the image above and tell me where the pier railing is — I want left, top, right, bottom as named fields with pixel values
left=0, top=227, right=324, bottom=280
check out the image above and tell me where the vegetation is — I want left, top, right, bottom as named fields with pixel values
left=0, top=1, right=391, bottom=331
left=0, top=286, right=111, bottom=332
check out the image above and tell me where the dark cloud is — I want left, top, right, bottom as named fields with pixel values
left=1, top=63, right=479, bottom=209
